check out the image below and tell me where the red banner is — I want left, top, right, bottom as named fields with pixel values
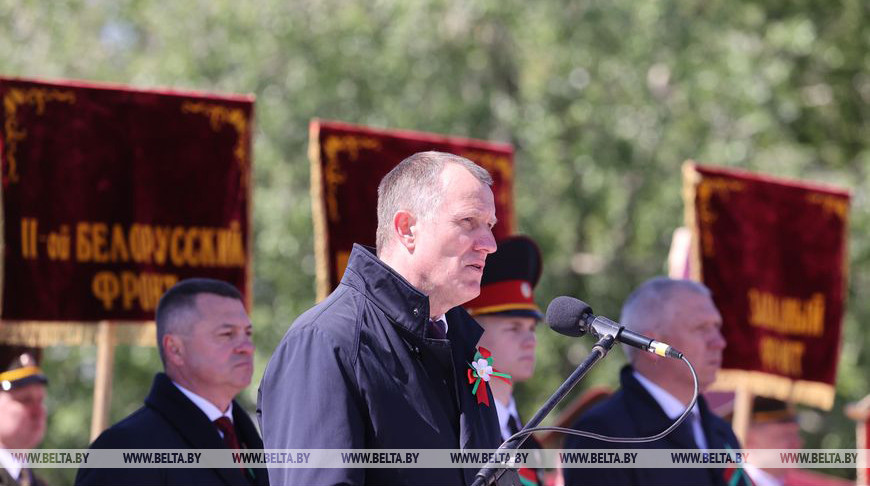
left=309, top=119, right=516, bottom=299
left=683, top=163, right=849, bottom=410
left=0, top=77, right=253, bottom=339
left=865, top=421, right=869, bottom=486
left=846, top=398, right=870, bottom=486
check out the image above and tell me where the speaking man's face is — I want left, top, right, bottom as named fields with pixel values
left=412, top=164, right=497, bottom=314
left=0, top=383, right=46, bottom=449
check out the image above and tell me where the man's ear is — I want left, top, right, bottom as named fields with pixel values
left=163, top=334, right=185, bottom=367
left=393, top=210, right=417, bottom=251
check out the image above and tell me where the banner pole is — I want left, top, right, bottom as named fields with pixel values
left=90, top=320, right=116, bottom=441
left=732, top=384, right=752, bottom=445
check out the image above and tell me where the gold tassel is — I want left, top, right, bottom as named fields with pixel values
left=308, top=119, right=331, bottom=303
left=681, top=161, right=703, bottom=282
left=711, top=369, right=835, bottom=411
left=0, top=321, right=155, bottom=347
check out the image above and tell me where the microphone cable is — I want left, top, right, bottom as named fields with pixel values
left=503, top=355, right=699, bottom=445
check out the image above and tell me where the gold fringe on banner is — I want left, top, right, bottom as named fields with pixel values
left=711, top=369, right=835, bottom=411
left=308, top=119, right=331, bottom=303
left=846, top=395, right=870, bottom=422
left=683, top=160, right=843, bottom=413
left=681, top=161, right=703, bottom=282
left=0, top=321, right=155, bottom=347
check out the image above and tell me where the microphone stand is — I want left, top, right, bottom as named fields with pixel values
left=471, top=334, right=617, bottom=486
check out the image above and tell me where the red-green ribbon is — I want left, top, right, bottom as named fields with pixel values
left=518, top=468, right=539, bottom=486
left=723, top=444, right=747, bottom=486
left=467, top=347, right=512, bottom=406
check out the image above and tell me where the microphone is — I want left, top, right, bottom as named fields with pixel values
left=546, top=296, right=683, bottom=359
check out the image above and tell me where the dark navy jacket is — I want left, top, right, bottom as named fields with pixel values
left=258, top=244, right=505, bottom=485
left=563, top=366, right=750, bottom=486
left=75, top=372, right=268, bottom=486
left=0, top=465, right=47, bottom=486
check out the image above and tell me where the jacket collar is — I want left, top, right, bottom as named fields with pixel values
left=620, top=365, right=717, bottom=449
left=446, top=306, right=484, bottom=357
left=341, top=244, right=432, bottom=339
left=145, top=373, right=251, bottom=485
left=341, top=245, right=496, bottom=455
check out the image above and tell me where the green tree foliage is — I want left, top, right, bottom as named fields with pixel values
left=0, top=0, right=867, bottom=482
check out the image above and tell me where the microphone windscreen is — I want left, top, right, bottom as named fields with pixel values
left=545, top=296, right=592, bottom=337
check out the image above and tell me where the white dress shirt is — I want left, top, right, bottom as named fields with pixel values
left=0, top=448, right=23, bottom=481
left=173, top=382, right=233, bottom=437
left=634, top=371, right=708, bottom=449
left=494, top=396, right=521, bottom=441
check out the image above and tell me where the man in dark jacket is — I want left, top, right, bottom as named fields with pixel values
left=563, top=277, right=750, bottom=486
left=258, top=151, right=508, bottom=485
left=76, top=279, right=268, bottom=486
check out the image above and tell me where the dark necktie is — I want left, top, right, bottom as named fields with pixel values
left=215, top=416, right=254, bottom=481
left=691, top=411, right=704, bottom=448
left=507, top=414, right=522, bottom=438
left=426, top=318, right=447, bottom=340
left=508, top=413, right=543, bottom=486
left=214, top=416, right=241, bottom=450
left=18, top=468, right=33, bottom=486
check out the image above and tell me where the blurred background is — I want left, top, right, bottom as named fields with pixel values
left=1, top=0, right=867, bottom=483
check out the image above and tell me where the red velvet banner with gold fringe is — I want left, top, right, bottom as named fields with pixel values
left=683, top=162, right=850, bottom=410
left=309, top=119, right=515, bottom=300
left=0, top=77, right=253, bottom=345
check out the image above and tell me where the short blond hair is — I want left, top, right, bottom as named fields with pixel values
left=375, top=151, right=492, bottom=253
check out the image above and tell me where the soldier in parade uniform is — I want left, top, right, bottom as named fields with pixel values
left=0, top=346, right=48, bottom=486
left=465, top=235, right=546, bottom=486
left=741, top=397, right=850, bottom=486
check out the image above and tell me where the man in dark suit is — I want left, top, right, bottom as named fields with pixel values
left=465, top=235, right=545, bottom=486
left=259, top=152, right=511, bottom=485
left=76, top=278, right=268, bottom=486
left=563, top=277, right=749, bottom=486
left=0, top=346, right=49, bottom=486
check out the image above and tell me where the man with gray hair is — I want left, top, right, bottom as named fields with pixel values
left=259, top=151, right=508, bottom=485
left=563, top=277, right=749, bottom=486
